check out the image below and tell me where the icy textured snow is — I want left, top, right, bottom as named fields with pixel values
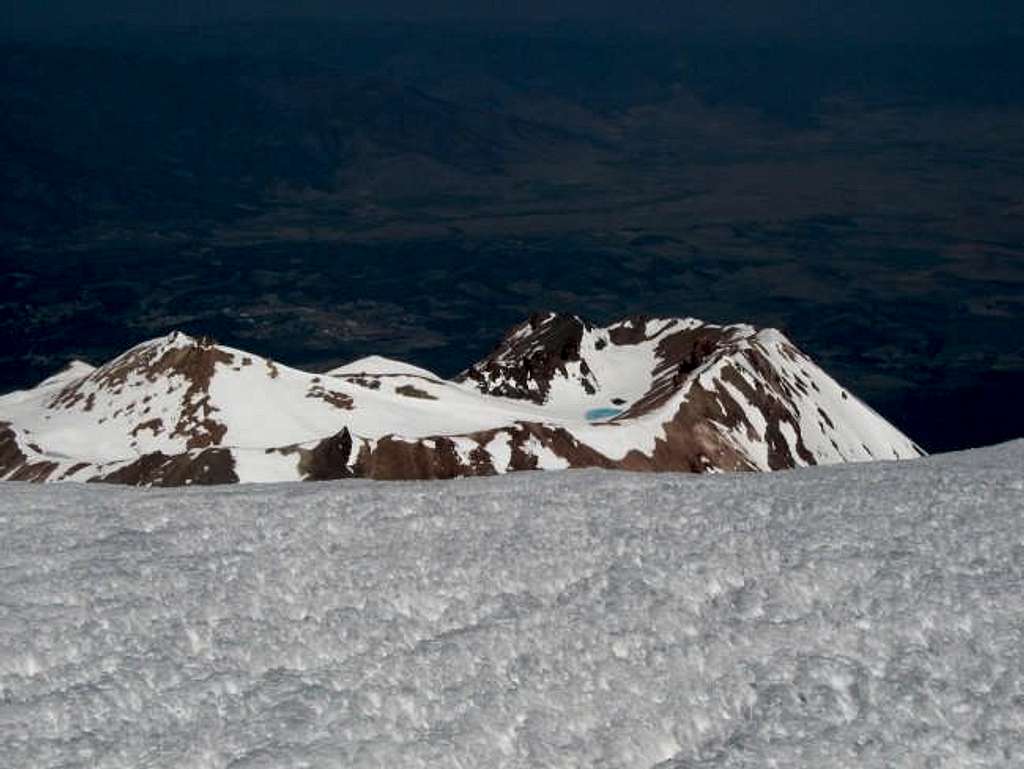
left=2, top=442, right=1023, bottom=768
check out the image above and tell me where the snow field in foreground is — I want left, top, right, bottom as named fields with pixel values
left=1, top=442, right=1023, bottom=768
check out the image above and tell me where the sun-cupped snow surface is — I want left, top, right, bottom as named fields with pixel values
left=2, top=441, right=1022, bottom=768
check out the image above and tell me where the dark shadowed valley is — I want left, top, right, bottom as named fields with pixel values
left=3, top=21, right=1023, bottom=452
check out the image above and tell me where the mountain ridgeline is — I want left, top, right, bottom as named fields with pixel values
left=0, top=313, right=923, bottom=486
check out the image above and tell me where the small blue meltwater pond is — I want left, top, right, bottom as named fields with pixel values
left=585, top=407, right=622, bottom=422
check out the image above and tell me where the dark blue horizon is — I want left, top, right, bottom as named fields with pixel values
left=4, top=1, right=1022, bottom=42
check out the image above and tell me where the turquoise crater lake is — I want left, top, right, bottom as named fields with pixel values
left=585, top=407, right=623, bottom=422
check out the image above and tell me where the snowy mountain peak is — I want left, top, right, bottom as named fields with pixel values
left=0, top=314, right=924, bottom=485
left=328, top=355, right=440, bottom=380
left=43, top=331, right=237, bottom=452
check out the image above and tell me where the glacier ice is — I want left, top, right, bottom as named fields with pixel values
left=1, top=441, right=1023, bottom=768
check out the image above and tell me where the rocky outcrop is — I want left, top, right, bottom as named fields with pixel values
left=456, top=312, right=597, bottom=402
left=0, top=422, right=59, bottom=482
left=91, top=449, right=239, bottom=486
left=48, top=333, right=234, bottom=451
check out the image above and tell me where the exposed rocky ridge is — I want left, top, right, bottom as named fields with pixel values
left=91, top=448, right=239, bottom=486
left=455, top=312, right=597, bottom=403
left=0, top=314, right=924, bottom=486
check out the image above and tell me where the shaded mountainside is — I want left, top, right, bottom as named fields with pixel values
left=0, top=34, right=614, bottom=237
left=5, top=27, right=1024, bottom=242
left=0, top=314, right=922, bottom=485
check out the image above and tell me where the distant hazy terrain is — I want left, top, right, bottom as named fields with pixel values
left=2, top=22, right=1023, bottom=451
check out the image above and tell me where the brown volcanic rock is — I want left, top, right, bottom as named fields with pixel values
left=617, top=381, right=757, bottom=473
left=145, top=339, right=233, bottom=450
left=502, top=422, right=612, bottom=472
left=0, top=422, right=26, bottom=476
left=395, top=384, right=438, bottom=400
left=718, top=362, right=815, bottom=469
left=50, top=333, right=228, bottom=405
left=456, top=312, right=595, bottom=403
left=0, top=422, right=60, bottom=482
left=297, top=428, right=356, bottom=481
left=306, top=384, right=355, bottom=410
left=337, top=423, right=590, bottom=481
left=7, top=461, right=59, bottom=483
left=616, top=324, right=734, bottom=419
left=91, top=448, right=238, bottom=486
left=376, top=416, right=740, bottom=480
left=304, top=407, right=746, bottom=481
left=353, top=435, right=481, bottom=481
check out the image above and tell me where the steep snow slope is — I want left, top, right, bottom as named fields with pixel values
left=0, top=314, right=923, bottom=485
left=1, top=442, right=1022, bottom=768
